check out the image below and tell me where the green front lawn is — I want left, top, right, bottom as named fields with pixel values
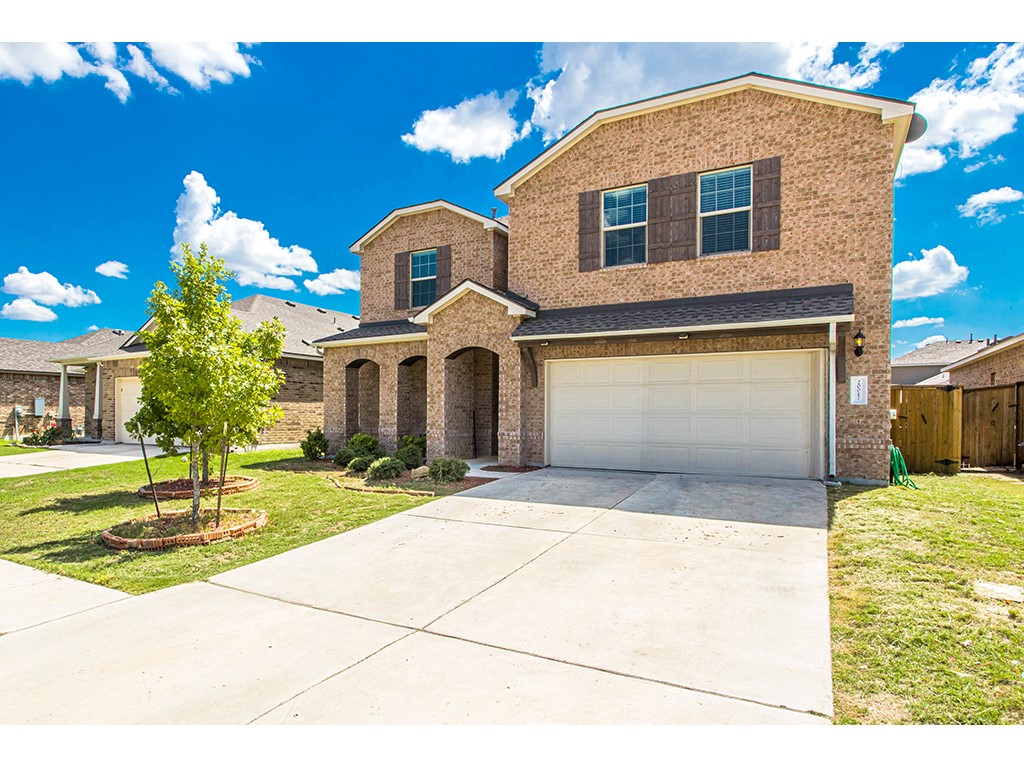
left=0, top=448, right=431, bottom=594
left=829, top=472, right=1024, bottom=724
left=0, top=443, right=47, bottom=457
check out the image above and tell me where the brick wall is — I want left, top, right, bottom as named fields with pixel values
left=1, top=371, right=85, bottom=440
left=396, top=356, right=427, bottom=438
left=359, top=208, right=509, bottom=322
left=949, top=342, right=1024, bottom=389
left=506, top=89, right=895, bottom=481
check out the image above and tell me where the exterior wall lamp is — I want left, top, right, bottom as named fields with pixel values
left=853, top=330, right=866, bottom=357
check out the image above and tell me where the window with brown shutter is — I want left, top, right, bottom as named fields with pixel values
left=578, top=190, right=601, bottom=272
left=394, top=251, right=410, bottom=310
left=752, top=156, right=781, bottom=252
left=436, top=244, right=452, bottom=296
left=648, top=172, right=696, bottom=262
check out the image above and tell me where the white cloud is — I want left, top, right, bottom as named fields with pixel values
left=0, top=42, right=92, bottom=84
left=147, top=43, right=255, bottom=90
left=0, top=298, right=58, bottom=322
left=915, top=334, right=947, bottom=349
left=964, top=153, right=1005, bottom=173
left=526, top=42, right=902, bottom=143
left=87, top=324, right=100, bottom=331
left=957, top=186, right=1023, bottom=225
left=95, top=260, right=129, bottom=279
left=172, top=171, right=317, bottom=291
left=2, top=266, right=101, bottom=307
left=902, top=42, right=1024, bottom=176
left=303, top=269, right=361, bottom=296
left=893, top=245, right=969, bottom=300
left=893, top=316, right=945, bottom=328
left=402, top=90, right=531, bottom=163
left=124, top=44, right=177, bottom=93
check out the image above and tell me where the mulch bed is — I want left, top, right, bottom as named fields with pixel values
left=480, top=465, right=540, bottom=473
left=137, top=475, right=259, bottom=499
left=333, top=472, right=495, bottom=497
left=101, top=509, right=267, bottom=550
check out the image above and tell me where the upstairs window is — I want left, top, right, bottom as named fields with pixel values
left=602, top=185, right=647, bottom=266
left=699, top=166, right=752, bottom=256
left=410, top=249, right=437, bottom=307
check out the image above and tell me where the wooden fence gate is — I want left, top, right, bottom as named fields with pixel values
left=890, top=386, right=962, bottom=474
left=962, top=384, right=1020, bottom=468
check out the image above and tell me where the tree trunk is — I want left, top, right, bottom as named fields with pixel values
left=140, top=437, right=161, bottom=519
left=216, top=423, right=229, bottom=528
left=202, top=451, right=210, bottom=485
left=190, top=442, right=201, bottom=526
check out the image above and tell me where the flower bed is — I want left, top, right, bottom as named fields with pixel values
left=101, top=508, right=267, bottom=550
left=137, top=475, right=259, bottom=499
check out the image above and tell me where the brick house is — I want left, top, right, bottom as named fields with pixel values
left=1, top=329, right=128, bottom=441
left=315, top=73, right=924, bottom=483
left=891, top=339, right=990, bottom=386
left=52, top=294, right=357, bottom=445
left=944, top=333, right=1024, bottom=389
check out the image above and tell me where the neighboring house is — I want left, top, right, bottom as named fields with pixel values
left=1, top=329, right=128, bottom=441
left=944, top=333, right=1024, bottom=389
left=52, top=294, right=357, bottom=444
left=315, top=73, right=924, bottom=483
left=891, top=339, right=990, bottom=386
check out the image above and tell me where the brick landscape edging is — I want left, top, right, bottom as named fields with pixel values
left=101, top=509, right=268, bottom=550
left=136, top=475, right=260, bottom=499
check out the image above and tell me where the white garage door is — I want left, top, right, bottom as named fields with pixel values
left=115, top=377, right=150, bottom=444
left=546, top=350, right=823, bottom=479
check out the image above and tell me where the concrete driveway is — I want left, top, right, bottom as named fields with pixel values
left=0, top=443, right=146, bottom=478
left=0, top=468, right=832, bottom=724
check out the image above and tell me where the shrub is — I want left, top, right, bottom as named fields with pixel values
left=394, top=443, right=424, bottom=469
left=347, top=433, right=380, bottom=455
left=366, top=456, right=406, bottom=481
left=347, top=454, right=375, bottom=474
left=333, top=447, right=356, bottom=466
left=299, top=427, right=329, bottom=460
left=429, top=457, right=469, bottom=483
left=398, top=434, right=427, bottom=455
left=23, top=425, right=63, bottom=446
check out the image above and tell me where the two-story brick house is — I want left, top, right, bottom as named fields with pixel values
left=316, top=73, right=923, bottom=483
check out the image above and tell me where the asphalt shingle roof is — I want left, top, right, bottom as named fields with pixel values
left=0, top=329, right=129, bottom=375
left=230, top=295, right=358, bottom=357
left=891, top=339, right=990, bottom=366
left=314, top=320, right=426, bottom=345
left=511, top=284, right=855, bottom=339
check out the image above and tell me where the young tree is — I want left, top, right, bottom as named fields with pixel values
left=127, top=243, right=284, bottom=525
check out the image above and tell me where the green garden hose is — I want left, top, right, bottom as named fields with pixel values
left=890, top=445, right=919, bottom=489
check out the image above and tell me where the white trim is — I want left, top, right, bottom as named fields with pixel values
left=57, top=365, right=69, bottom=420
left=410, top=248, right=439, bottom=309
left=411, top=281, right=537, bottom=325
left=495, top=74, right=916, bottom=199
left=315, top=333, right=429, bottom=349
left=601, top=184, right=648, bottom=267
left=543, top=348, right=826, bottom=479
left=515, top=314, right=856, bottom=342
left=93, top=360, right=103, bottom=420
left=351, top=201, right=508, bottom=255
left=697, top=165, right=753, bottom=257
left=85, top=351, right=151, bottom=363
left=942, top=334, right=1024, bottom=372
left=828, top=322, right=837, bottom=477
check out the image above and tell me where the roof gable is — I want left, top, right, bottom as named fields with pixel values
left=410, top=280, right=537, bottom=325
left=942, top=333, right=1024, bottom=372
left=495, top=72, right=919, bottom=200
left=350, top=200, right=508, bottom=255
left=892, top=339, right=990, bottom=367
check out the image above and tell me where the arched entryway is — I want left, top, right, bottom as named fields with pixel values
left=397, top=355, right=427, bottom=440
left=345, top=359, right=380, bottom=439
left=443, top=346, right=499, bottom=459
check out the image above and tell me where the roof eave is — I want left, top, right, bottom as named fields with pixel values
left=513, top=314, right=856, bottom=342
left=314, top=332, right=429, bottom=349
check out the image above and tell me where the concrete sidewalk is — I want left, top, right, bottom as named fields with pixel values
left=0, top=469, right=833, bottom=724
left=0, top=443, right=146, bottom=478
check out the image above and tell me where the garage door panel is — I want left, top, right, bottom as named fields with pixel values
left=547, top=352, right=821, bottom=480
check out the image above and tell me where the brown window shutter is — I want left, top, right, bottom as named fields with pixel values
left=752, top=156, right=781, bottom=251
left=394, top=251, right=410, bottom=310
left=578, top=190, right=601, bottom=271
left=648, top=172, right=696, bottom=262
left=435, top=244, right=452, bottom=295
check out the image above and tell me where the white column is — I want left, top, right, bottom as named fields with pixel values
left=58, top=364, right=70, bottom=420
left=93, top=361, right=103, bottom=421
left=828, top=322, right=837, bottom=477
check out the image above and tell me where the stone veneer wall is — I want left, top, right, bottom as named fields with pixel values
left=505, top=89, right=895, bottom=481
left=949, top=343, right=1024, bottom=389
left=1, top=371, right=85, bottom=440
left=359, top=208, right=508, bottom=322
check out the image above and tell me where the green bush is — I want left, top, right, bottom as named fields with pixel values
left=299, top=427, right=329, bottom=460
left=428, top=457, right=470, bottom=483
left=347, top=432, right=380, bottom=455
left=23, top=425, right=63, bottom=446
left=398, top=434, right=427, bottom=455
left=333, top=446, right=356, bottom=466
left=347, top=454, right=375, bottom=473
left=394, top=443, right=424, bottom=469
left=366, top=456, right=406, bottom=481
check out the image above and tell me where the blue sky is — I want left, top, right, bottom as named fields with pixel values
left=1, top=42, right=1022, bottom=358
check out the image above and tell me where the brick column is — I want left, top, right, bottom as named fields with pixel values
left=378, top=362, right=399, bottom=454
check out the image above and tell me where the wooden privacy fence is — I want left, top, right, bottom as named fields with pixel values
left=961, top=384, right=1021, bottom=469
left=890, top=386, right=962, bottom=474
